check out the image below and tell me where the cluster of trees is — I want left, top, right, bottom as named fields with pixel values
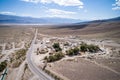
left=44, top=52, right=64, bottom=62
left=43, top=43, right=63, bottom=62
left=52, top=43, right=62, bottom=52
left=66, top=47, right=80, bottom=56
left=0, top=60, right=7, bottom=72
left=66, top=42, right=100, bottom=56
left=80, top=42, right=100, bottom=53
left=44, top=42, right=100, bottom=62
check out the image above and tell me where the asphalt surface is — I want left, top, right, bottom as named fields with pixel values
left=26, top=29, right=54, bottom=80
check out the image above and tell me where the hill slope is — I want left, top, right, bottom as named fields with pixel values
left=37, top=17, right=120, bottom=39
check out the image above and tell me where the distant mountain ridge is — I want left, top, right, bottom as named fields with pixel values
left=0, top=14, right=81, bottom=24
left=76, top=16, right=120, bottom=25
left=89, top=17, right=120, bottom=23
left=55, top=16, right=120, bottom=29
left=0, top=14, right=120, bottom=24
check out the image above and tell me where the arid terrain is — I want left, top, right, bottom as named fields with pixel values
left=0, top=0, right=120, bottom=80
left=0, top=25, right=36, bottom=80
left=0, top=20, right=120, bottom=80
left=36, top=21, right=120, bottom=80
left=37, top=21, right=120, bottom=40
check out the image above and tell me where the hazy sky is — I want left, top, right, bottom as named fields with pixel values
left=0, top=0, right=120, bottom=20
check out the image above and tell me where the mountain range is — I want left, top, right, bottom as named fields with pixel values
left=0, top=14, right=120, bottom=24
left=0, top=14, right=81, bottom=24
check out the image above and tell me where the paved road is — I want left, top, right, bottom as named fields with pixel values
left=26, top=29, right=54, bottom=80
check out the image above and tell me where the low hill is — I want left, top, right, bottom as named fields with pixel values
left=37, top=17, right=120, bottom=40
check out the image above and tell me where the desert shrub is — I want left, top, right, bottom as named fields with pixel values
left=10, top=48, right=27, bottom=68
left=25, top=42, right=31, bottom=49
left=0, top=61, right=7, bottom=72
left=0, top=46, right=2, bottom=50
left=64, top=42, right=69, bottom=46
left=12, top=61, right=21, bottom=68
left=45, top=69, right=63, bottom=80
left=44, top=56, right=48, bottom=60
left=15, top=49, right=27, bottom=60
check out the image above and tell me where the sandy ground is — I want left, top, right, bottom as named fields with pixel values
left=15, top=61, right=26, bottom=80
left=48, top=57, right=120, bottom=80
left=93, top=58, right=120, bottom=73
left=5, top=61, right=38, bottom=80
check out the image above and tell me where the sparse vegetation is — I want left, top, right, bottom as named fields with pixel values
left=10, top=48, right=27, bottom=68
left=24, top=63, right=28, bottom=72
left=0, top=46, right=2, bottom=50
left=15, top=49, right=27, bottom=59
left=64, top=42, right=69, bottom=46
left=0, top=60, right=7, bottom=72
left=5, top=42, right=13, bottom=50
left=44, top=52, right=64, bottom=62
left=0, top=46, right=2, bottom=54
left=36, top=48, right=39, bottom=55
left=25, top=42, right=31, bottom=49
left=45, top=69, right=63, bottom=80
left=52, top=43, right=62, bottom=52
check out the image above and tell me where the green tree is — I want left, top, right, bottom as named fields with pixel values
left=45, top=52, right=64, bottom=62
left=52, top=43, right=62, bottom=52
left=80, top=43, right=87, bottom=52
left=73, top=47, right=80, bottom=55
left=87, top=44, right=100, bottom=53
left=66, top=49, right=74, bottom=56
left=66, top=47, right=80, bottom=56
left=80, top=42, right=100, bottom=53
